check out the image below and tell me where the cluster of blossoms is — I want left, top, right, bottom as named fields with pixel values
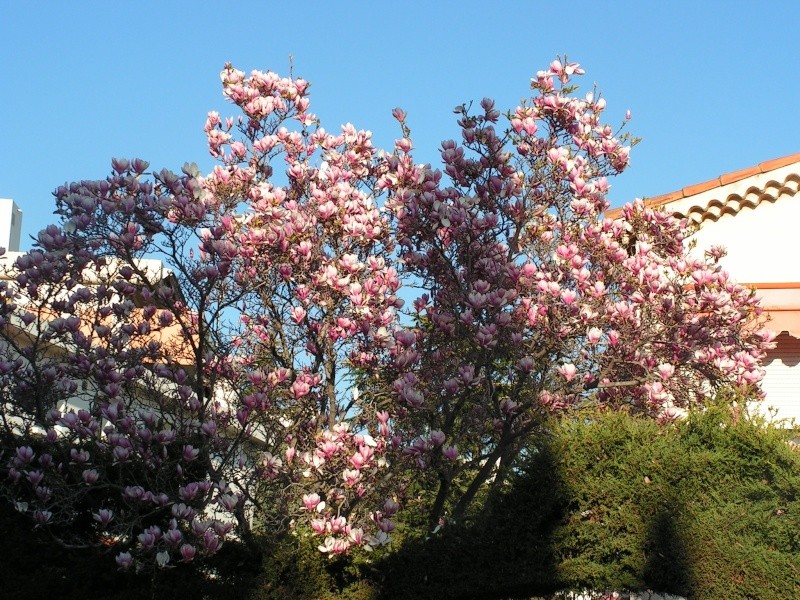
left=0, top=62, right=405, bottom=568
left=0, top=234, right=244, bottom=567
left=202, top=65, right=406, bottom=552
left=0, top=58, right=773, bottom=568
left=296, top=420, right=397, bottom=554
left=376, top=58, right=773, bottom=528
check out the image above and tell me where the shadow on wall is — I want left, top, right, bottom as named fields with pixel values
left=762, top=333, right=800, bottom=368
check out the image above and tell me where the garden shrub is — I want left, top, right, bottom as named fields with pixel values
left=5, top=395, right=799, bottom=599
left=376, top=396, right=800, bottom=600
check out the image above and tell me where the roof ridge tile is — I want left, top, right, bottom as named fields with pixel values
left=605, top=152, right=800, bottom=219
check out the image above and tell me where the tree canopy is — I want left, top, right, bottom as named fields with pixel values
left=0, top=58, right=773, bottom=571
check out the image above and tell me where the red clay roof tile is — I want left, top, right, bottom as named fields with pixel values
left=719, top=165, right=761, bottom=186
left=605, top=152, right=800, bottom=219
left=683, top=178, right=721, bottom=197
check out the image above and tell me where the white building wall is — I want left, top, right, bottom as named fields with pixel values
left=662, top=164, right=800, bottom=426
left=0, top=199, right=22, bottom=253
left=754, top=333, right=800, bottom=426
left=688, top=193, right=800, bottom=283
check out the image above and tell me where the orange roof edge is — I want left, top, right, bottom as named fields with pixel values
left=605, top=152, right=800, bottom=219
left=745, top=282, right=800, bottom=290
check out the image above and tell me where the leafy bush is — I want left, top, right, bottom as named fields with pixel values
left=5, top=395, right=799, bottom=599
left=376, top=396, right=800, bottom=600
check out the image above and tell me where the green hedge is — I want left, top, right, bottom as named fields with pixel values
left=376, top=399, right=800, bottom=600
left=4, top=397, right=800, bottom=599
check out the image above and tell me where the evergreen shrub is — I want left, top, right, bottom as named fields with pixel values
left=377, top=396, right=800, bottom=599
left=4, top=395, right=799, bottom=599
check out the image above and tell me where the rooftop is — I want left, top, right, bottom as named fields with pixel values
left=606, top=153, right=800, bottom=221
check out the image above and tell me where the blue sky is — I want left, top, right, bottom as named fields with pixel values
left=2, top=2, right=799, bottom=250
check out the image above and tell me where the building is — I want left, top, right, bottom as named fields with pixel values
left=0, top=198, right=22, bottom=253
left=0, top=199, right=194, bottom=420
left=607, top=153, right=800, bottom=423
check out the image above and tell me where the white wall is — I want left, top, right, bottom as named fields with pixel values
left=689, top=195, right=800, bottom=283
left=0, top=199, right=22, bottom=253
left=665, top=164, right=800, bottom=426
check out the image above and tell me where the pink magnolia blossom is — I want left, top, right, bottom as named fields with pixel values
left=558, top=363, right=578, bottom=382
left=302, top=493, right=321, bottom=511
left=0, top=57, right=770, bottom=567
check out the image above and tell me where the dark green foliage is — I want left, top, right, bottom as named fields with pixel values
left=375, top=439, right=566, bottom=600
left=0, top=500, right=262, bottom=600
left=376, top=398, right=800, bottom=600
left=0, top=502, right=377, bottom=600
left=247, top=533, right=379, bottom=600
left=4, top=396, right=800, bottom=599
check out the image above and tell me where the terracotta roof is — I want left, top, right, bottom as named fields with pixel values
left=606, top=153, right=800, bottom=220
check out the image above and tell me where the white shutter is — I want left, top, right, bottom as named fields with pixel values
left=759, top=333, right=800, bottom=425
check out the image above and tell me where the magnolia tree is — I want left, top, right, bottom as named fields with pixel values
left=0, top=59, right=773, bottom=570
left=0, top=66, right=401, bottom=570
left=375, top=62, right=774, bottom=530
